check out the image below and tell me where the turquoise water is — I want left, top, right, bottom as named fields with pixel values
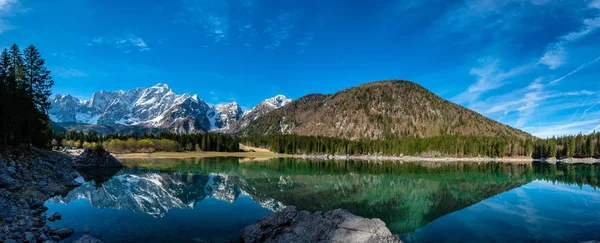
left=45, top=158, right=600, bottom=242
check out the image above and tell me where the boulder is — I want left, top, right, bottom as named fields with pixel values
left=75, top=234, right=104, bottom=243
left=48, top=212, right=62, bottom=222
left=49, top=228, right=74, bottom=240
left=74, top=148, right=123, bottom=168
left=240, top=206, right=402, bottom=243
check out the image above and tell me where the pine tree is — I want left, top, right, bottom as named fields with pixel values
left=23, top=45, right=53, bottom=114
left=586, top=137, right=594, bottom=158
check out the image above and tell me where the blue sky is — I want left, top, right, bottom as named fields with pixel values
left=1, top=0, right=599, bottom=137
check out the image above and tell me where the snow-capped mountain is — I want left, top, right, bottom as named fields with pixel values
left=226, top=95, right=292, bottom=133
left=216, top=102, right=243, bottom=130
left=49, top=84, right=291, bottom=134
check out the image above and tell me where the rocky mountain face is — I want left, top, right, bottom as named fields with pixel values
left=216, top=102, right=243, bottom=130
left=49, top=84, right=290, bottom=134
left=242, top=80, right=531, bottom=140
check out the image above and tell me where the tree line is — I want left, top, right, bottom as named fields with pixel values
left=53, top=130, right=240, bottom=152
left=0, top=44, right=54, bottom=147
left=242, top=133, right=600, bottom=159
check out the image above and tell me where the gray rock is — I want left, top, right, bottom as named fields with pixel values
left=24, top=231, right=36, bottom=242
left=48, top=212, right=62, bottom=222
left=0, top=172, right=20, bottom=190
left=49, top=228, right=74, bottom=240
left=240, top=206, right=402, bottom=243
left=74, top=148, right=123, bottom=168
left=75, top=234, right=104, bottom=243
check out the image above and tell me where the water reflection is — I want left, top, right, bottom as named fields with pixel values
left=46, top=159, right=600, bottom=242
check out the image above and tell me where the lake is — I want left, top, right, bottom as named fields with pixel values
left=45, top=158, right=600, bottom=242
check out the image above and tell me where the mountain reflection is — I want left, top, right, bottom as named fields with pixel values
left=54, top=158, right=600, bottom=234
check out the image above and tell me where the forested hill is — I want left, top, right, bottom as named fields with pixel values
left=242, top=80, right=530, bottom=140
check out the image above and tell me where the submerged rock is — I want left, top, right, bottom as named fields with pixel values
left=74, top=148, right=123, bottom=168
left=75, top=234, right=103, bottom=243
left=240, top=206, right=402, bottom=243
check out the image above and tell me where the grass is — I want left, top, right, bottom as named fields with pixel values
left=112, top=144, right=295, bottom=160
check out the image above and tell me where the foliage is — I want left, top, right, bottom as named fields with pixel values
left=52, top=130, right=240, bottom=153
left=243, top=133, right=600, bottom=159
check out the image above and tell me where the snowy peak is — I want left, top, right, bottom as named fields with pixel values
left=263, top=95, right=292, bottom=109
left=226, top=95, right=292, bottom=133
left=216, top=102, right=243, bottom=130
left=244, top=95, right=292, bottom=118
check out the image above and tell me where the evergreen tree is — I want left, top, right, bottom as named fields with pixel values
left=0, top=44, right=54, bottom=147
left=586, top=136, right=594, bottom=158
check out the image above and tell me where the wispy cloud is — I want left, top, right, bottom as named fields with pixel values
left=0, top=0, right=22, bottom=34
left=296, top=33, right=313, bottom=54
left=454, top=58, right=534, bottom=104
left=549, top=55, right=600, bottom=85
left=538, top=43, right=566, bottom=70
left=431, top=0, right=556, bottom=42
left=264, top=10, right=303, bottom=50
left=524, top=118, right=600, bottom=138
left=88, top=34, right=150, bottom=53
left=180, top=0, right=230, bottom=42
left=559, top=17, right=600, bottom=42
left=52, top=67, right=88, bottom=79
left=538, top=4, right=600, bottom=70
left=466, top=73, right=596, bottom=130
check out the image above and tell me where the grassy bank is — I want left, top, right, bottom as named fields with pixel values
left=112, top=144, right=294, bottom=160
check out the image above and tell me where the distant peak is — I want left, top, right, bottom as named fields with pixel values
left=191, top=94, right=199, bottom=102
left=152, top=83, right=170, bottom=89
left=263, top=95, right=291, bottom=107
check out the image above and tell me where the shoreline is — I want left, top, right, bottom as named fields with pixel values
left=111, top=151, right=600, bottom=164
left=297, top=154, right=598, bottom=164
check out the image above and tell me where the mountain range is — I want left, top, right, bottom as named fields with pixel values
left=49, top=83, right=291, bottom=134
left=50, top=80, right=529, bottom=139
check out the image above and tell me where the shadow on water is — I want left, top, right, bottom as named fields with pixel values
left=51, top=158, right=600, bottom=242
left=75, top=167, right=122, bottom=187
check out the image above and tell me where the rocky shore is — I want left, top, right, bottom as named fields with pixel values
left=0, top=147, right=105, bottom=242
left=241, top=206, right=401, bottom=243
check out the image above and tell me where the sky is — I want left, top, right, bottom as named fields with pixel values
left=1, top=0, right=599, bottom=138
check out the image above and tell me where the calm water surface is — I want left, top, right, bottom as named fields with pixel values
left=45, top=158, right=600, bottom=242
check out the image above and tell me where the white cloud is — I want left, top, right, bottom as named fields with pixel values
left=264, top=11, right=303, bottom=50
left=591, top=0, right=600, bottom=9
left=538, top=44, right=566, bottom=70
left=559, top=16, right=600, bottom=42
left=89, top=34, right=150, bottom=52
